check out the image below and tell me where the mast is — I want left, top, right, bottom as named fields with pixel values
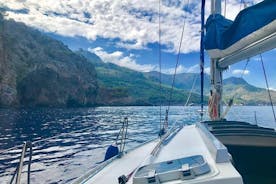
left=200, top=0, right=205, bottom=120
left=210, top=0, right=223, bottom=120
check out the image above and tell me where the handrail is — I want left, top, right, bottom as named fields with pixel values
left=10, top=141, right=32, bottom=184
left=15, top=142, right=26, bottom=184
left=115, top=117, right=129, bottom=153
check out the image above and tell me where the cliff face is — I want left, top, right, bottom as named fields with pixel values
left=0, top=15, right=98, bottom=107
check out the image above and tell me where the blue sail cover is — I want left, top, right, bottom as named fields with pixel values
left=205, top=0, right=276, bottom=58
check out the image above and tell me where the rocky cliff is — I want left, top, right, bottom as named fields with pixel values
left=0, top=14, right=98, bottom=107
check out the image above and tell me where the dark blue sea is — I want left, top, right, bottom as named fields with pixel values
left=0, top=106, right=275, bottom=183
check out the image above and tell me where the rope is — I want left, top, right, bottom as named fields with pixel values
left=259, top=54, right=276, bottom=124
left=166, top=0, right=190, bottom=115
left=208, top=91, right=220, bottom=120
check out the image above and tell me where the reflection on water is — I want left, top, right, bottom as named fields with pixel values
left=0, top=106, right=275, bottom=183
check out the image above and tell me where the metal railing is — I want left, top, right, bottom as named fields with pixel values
left=116, top=117, right=129, bottom=153
left=9, top=141, right=32, bottom=184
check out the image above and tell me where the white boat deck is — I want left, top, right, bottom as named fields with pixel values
left=73, top=123, right=243, bottom=184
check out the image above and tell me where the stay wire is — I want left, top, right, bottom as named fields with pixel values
left=239, top=0, right=243, bottom=11
left=199, top=0, right=205, bottom=120
left=239, top=0, right=247, bottom=11
left=184, top=75, right=198, bottom=107
left=221, top=59, right=249, bottom=119
left=230, top=59, right=249, bottom=98
left=259, top=54, right=276, bottom=124
left=224, top=0, right=227, bottom=17
left=183, top=75, right=198, bottom=122
left=158, top=0, right=162, bottom=131
left=167, top=0, right=190, bottom=115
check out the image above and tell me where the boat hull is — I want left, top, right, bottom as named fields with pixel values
left=204, top=121, right=276, bottom=184
left=227, top=144, right=276, bottom=184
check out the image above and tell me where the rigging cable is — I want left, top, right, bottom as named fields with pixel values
left=239, top=0, right=247, bottom=11
left=259, top=53, right=276, bottom=124
left=166, top=0, right=190, bottom=116
left=224, top=0, right=227, bottom=17
left=221, top=59, right=249, bottom=119
left=184, top=75, right=198, bottom=107
left=200, top=0, right=205, bottom=120
left=183, top=75, right=198, bottom=122
left=158, top=0, right=163, bottom=132
left=239, top=0, right=243, bottom=11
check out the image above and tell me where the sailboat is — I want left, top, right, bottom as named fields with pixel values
left=202, top=0, right=276, bottom=183
left=72, top=0, right=276, bottom=184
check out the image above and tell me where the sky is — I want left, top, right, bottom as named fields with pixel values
left=0, top=0, right=275, bottom=89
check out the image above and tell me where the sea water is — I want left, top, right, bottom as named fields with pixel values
left=0, top=106, right=275, bottom=183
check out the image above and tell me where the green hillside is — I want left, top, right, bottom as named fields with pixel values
left=144, top=71, right=210, bottom=94
left=145, top=71, right=276, bottom=105
left=76, top=49, right=203, bottom=106
left=223, top=77, right=276, bottom=105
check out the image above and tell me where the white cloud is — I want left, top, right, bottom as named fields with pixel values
left=88, top=47, right=156, bottom=72
left=162, top=65, right=187, bottom=75
left=186, top=64, right=199, bottom=73
left=232, top=69, right=250, bottom=75
left=116, top=41, right=148, bottom=51
left=205, top=67, right=210, bottom=75
left=162, top=64, right=209, bottom=75
left=89, top=47, right=208, bottom=74
left=1, top=0, right=257, bottom=54
left=269, top=87, right=276, bottom=92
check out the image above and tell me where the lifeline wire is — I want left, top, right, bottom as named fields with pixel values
left=260, top=53, right=276, bottom=124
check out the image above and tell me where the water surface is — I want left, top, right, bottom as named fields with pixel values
left=0, top=106, right=275, bottom=183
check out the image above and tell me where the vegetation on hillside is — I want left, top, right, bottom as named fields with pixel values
left=0, top=15, right=274, bottom=108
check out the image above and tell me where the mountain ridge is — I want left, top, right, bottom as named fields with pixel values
left=0, top=15, right=275, bottom=107
left=76, top=49, right=204, bottom=106
left=80, top=49, right=276, bottom=106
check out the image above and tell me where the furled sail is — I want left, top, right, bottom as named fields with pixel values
left=205, top=0, right=276, bottom=68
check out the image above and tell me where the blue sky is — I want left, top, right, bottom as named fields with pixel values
left=1, top=0, right=275, bottom=89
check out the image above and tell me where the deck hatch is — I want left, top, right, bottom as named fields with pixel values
left=133, top=155, right=210, bottom=184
